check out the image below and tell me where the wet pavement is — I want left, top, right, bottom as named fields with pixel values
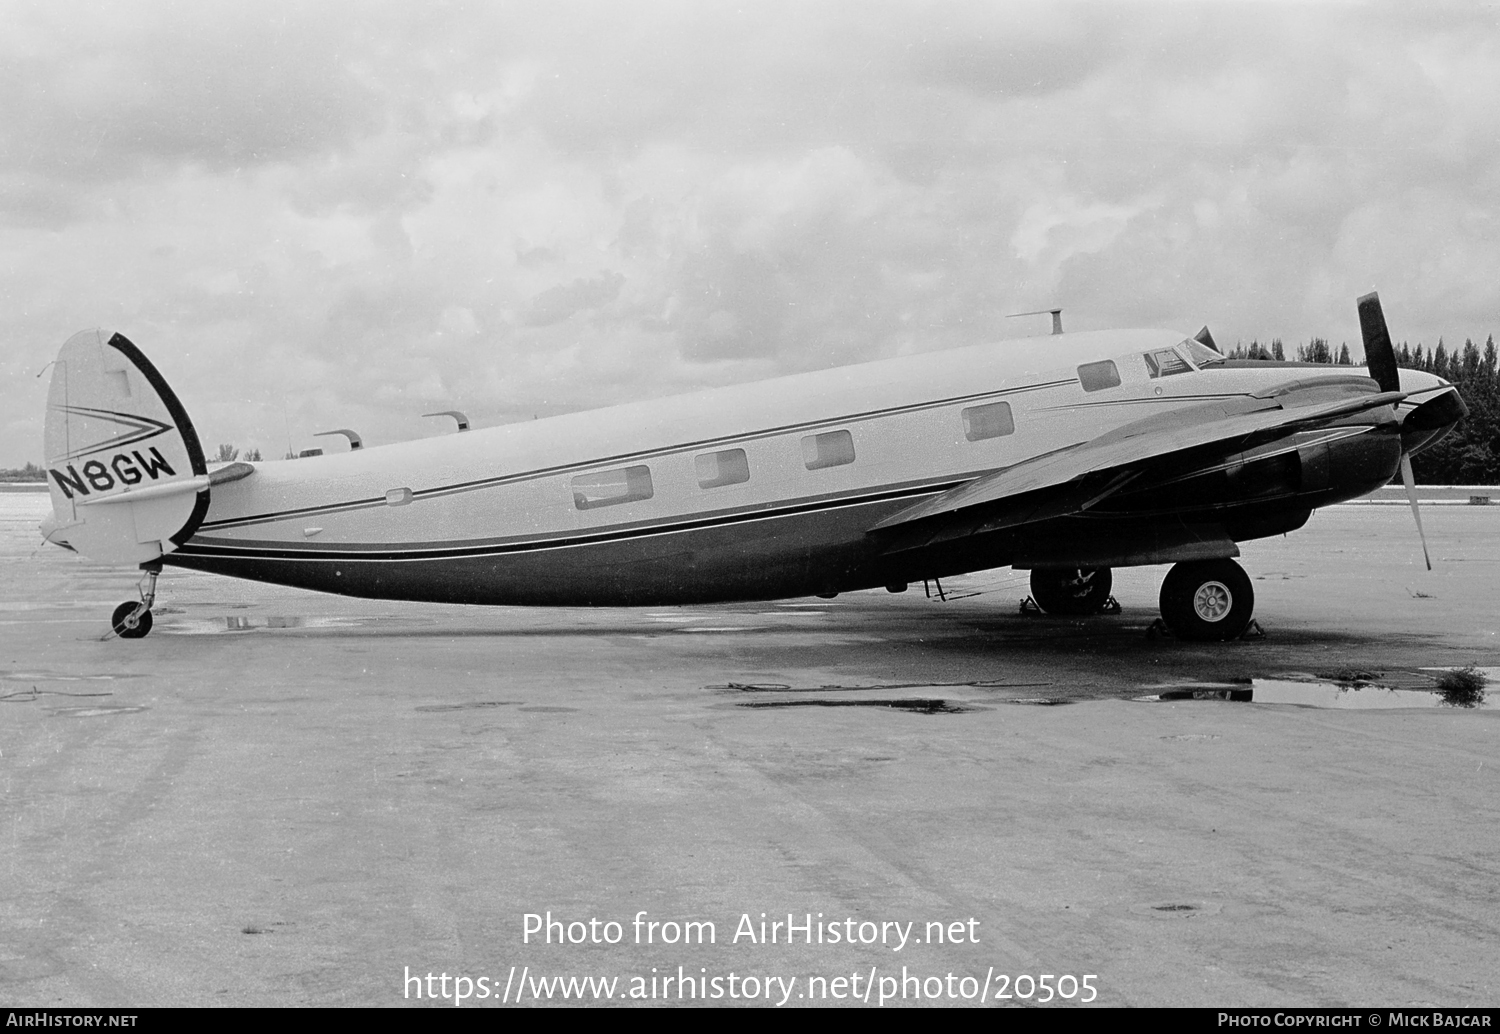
left=1, top=490, right=1497, bottom=1007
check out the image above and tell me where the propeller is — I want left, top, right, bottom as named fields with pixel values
left=1357, top=292, right=1430, bottom=570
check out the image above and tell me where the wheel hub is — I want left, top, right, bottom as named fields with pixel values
left=1192, top=581, right=1233, bottom=622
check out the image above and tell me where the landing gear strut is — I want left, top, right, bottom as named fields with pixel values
left=1158, top=559, right=1254, bottom=641
left=110, top=565, right=160, bottom=640
left=1029, top=566, right=1114, bottom=615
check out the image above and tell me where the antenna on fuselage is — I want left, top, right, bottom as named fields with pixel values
left=314, top=428, right=363, bottom=450
left=423, top=410, right=470, bottom=432
left=1008, top=308, right=1063, bottom=335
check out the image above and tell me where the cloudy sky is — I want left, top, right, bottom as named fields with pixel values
left=3, top=1, right=1498, bottom=466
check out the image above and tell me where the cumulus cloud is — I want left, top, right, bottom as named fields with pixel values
left=3, top=1, right=1499, bottom=466
left=522, top=271, right=625, bottom=327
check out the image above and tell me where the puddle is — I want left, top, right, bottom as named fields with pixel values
left=0, top=602, right=138, bottom=611
left=241, top=921, right=292, bottom=935
left=49, top=706, right=147, bottom=718
left=1, top=672, right=134, bottom=682
left=737, top=698, right=977, bottom=714
left=1139, top=679, right=1493, bottom=710
left=3, top=687, right=114, bottom=703
left=673, top=626, right=762, bottom=634
left=1130, top=901, right=1222, bottom=919
left=710, top=680, right=1051, bottom=695
left=415, top=701, right=519, bottom=712
left=1151, top=687, right=1254, bottom=703
left=1253, top=680, right=1491, bottom=710
left=160, top=615, right=432, bottom=634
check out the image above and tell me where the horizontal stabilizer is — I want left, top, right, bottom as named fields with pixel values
left=77, top=474, right=211, bottom=506
left=210, top=461, right=256, bottom=485
left=75, top=463, right=252, bottom=507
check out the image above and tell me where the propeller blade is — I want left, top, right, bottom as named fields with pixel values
left=1363, top=293, right=1434, bottom=569
left=1399, top=452, right=1432, bottom=571
left=1357, top=291, right=1401, bottom=394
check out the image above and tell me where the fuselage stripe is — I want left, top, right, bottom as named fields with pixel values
left=179, top=478, right=965, bottom=563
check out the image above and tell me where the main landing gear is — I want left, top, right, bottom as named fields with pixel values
left=109, top=565, right=160, bottom=640
left=1028, top=567, right=1114, bottom=616
left=1158, top=558, right=1255, bottom=641
left=1027, top=559, right=1257, bottom=641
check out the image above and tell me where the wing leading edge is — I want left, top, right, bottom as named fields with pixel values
left=870, top=379, right=1405, bottom=552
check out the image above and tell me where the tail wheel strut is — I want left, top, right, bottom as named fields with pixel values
left=109, top=566, right=160, bottom=640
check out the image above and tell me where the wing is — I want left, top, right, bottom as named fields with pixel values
left=871, top=378, right=1404, bottom=551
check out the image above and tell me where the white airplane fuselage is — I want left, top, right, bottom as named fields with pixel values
left=159, top=329, right=1447, bottom=606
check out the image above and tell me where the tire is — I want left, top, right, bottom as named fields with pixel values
left=1029, top=567, right=1113, bottom=616
left=1159, top=560, right=1254, bottom=641
left=111, top=601, right=153, bottom=639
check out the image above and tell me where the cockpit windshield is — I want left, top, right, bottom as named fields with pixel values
left=1181, top=338, right=1225, bottom=366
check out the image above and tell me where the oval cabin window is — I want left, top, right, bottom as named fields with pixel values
left=961, top=401, right=1015, bottom=441
left=572, top=465, right=654, bottom=510
left=801, top=430, right=856, bottom=470
left=696, top=449, right=750, bottom=489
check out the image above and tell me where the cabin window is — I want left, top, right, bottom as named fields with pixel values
left=696, top=448, right=750, bottom=489
left=1144, top=348, right=1193, bottom=378
left=572, top=465, right=654, bottom=510
left=1077, top=360, right=1121, bottom=392
left=802, top=430, right=856, bottom=470
left=961, top=401, right=1015, bottom=441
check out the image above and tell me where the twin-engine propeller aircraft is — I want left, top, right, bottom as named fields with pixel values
left=40, top=293, right=1464, bottom=641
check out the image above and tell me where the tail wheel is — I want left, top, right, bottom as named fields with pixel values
left=1029, top=567, right=1113, bottom=616
left=111, top=602, right=154, bottom=639
left=1159, top=559, right=1254, bottom=641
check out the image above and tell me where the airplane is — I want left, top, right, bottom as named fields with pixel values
left=38, top=292, right=1465, bottom=642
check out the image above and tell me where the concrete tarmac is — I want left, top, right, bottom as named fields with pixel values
left=2, top=490, right=1497, bottom=1008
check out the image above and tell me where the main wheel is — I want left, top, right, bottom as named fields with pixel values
left=111, top=601, right=154, bottom=639
left=1159, top=560, right=1254, bottom=641
left=1029, top=567, right=1113, bottom=616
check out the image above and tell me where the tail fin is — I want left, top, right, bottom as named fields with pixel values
left=42, top=330, right=210, bottom=564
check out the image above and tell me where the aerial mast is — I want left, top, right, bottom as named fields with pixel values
left=1007, top=308, right=1064, bottom=335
